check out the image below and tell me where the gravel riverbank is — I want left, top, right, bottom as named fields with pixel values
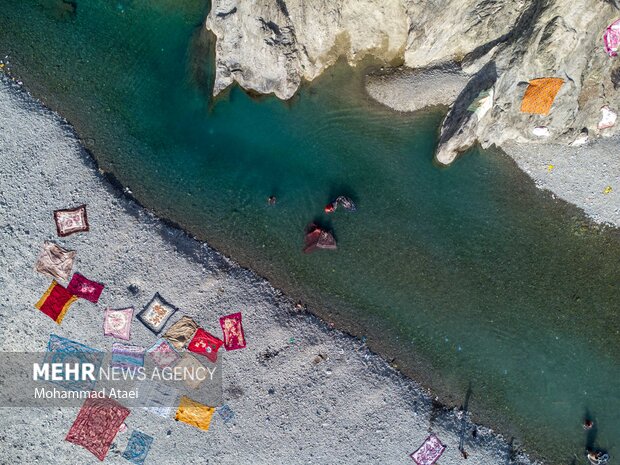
left=502, top=141, right=620, bottom=228
left=366, top=66, right=469, bottom=113
left=0, top=80, right=539, bottom=465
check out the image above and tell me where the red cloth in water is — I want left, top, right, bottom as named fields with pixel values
left=34, top=280, right=77, bottom=324
left=65, top=397, right=130, bottom=461
left=187, top=328, right=223, bottom=363
left=68, top=273, right=105, bottom=303
left=304, top=224, right=336, bottom=253
left=219, top=312, right=246, bottom=351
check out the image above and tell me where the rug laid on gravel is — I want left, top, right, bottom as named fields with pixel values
left=65, top=397, right=130, bottom=461
left=163, top=315, right=199, bottom=350
left=53, top=204, right=89, bottom=237
left=188, top=328, right=223, bottom=363
left=175, top=353, right=206, bottom=390
left=103, top=307, right=134, bottom=340
left=35, top=280, right=77, bottom=324
left=137, top=293, right=178, bottom=334
left=175, top=395, right=215, bottom=431
left=217, top=404, right=235, bottom=424
left=67, top=272, right=105, bottom=303
left=410, top=433, right=446, bottom=465
left=122, top=430, right=154, bottom=465
left=520, top=78, right=564, bottom=115
left=138, top=380, right=179, bottom=418
left=45, top=334, right=103, bottom=391
left=34, top=241, right=76, bottom=281
left=111, top=342, right=145, bottom=371
left=219, top=312, right=246, bottom=351
left=147, top=338, right=180, bottom=368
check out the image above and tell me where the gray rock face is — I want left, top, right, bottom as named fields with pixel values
left=448, top=0, right=620, bottom=165
left=206, top=0, right=620, bottom=161
left=206, top=0, right=409, bottom=99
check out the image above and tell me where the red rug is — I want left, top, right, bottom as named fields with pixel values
left=188, top=328, right=223, bottom=363
left=34, top=280, right=77, bottom=324
left=65, top=397, right=130, bottom=461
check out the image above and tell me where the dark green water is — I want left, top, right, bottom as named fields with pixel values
left=1, top=1, right=619, bottom=462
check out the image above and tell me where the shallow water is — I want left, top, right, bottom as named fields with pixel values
left=1, top=1, right=619, bottom=462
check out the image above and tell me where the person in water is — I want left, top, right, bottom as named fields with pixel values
left=587, top=449, right=609, bottom=465
left=584, top=419, right=593, bottom=430
left=267, top=195, right=277, bottom=205
left=324, top=195, right=356, bottom=213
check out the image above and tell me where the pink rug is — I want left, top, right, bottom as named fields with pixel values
left=410, top=434, right=446, bottom=465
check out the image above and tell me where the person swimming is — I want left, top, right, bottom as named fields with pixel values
left=267, top=195, right=277, bottom=205
left=324, top=195, right=356, bottom=213
left=587, top=450, right=609, bottom=465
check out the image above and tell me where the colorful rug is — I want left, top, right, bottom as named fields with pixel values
left=138, top=381, right=179, bottom=418
left=598, top=105, right=617, bottom=130
left=520, top=77, right=564, bottom=115
left=44, top=334, right=103, bottom=391
left=604, top=19, right=620, bottom=57
left=65, top=397, right=130, bottom=461
left=122, top=430, right=154, bottom=465
left=217, top=404, right=235, bottom=424
left=175, top=353, right=206, bottom=390
left=175, top=396, right=215, bottom=431
left=137, top=293, right=178, bottom=334
left=35, top=280, right=77, bottom=324
left=188, top=328, right=223, bottom=363
left=111, top=343, right=145, bottom=371
left=53, top=204, right=89, bottom=237
left=147, top=339, right=180, bottom=368
left=67, top=272, right=105, bottom=303
left=34, top=241, right=76, bottom=281
left=163, top=315, right=199, bottom=350
left=219, top=312, right=246, bottom=351
left=103, top=307, right=133, bottom=340
left=410, top=434, right=446, bottom=465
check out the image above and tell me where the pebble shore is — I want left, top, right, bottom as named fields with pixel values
left=0, top=79, right=539, bottom=465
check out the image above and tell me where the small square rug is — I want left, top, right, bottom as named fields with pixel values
left=34, top=241, right=76, bottom=281
left=67, top=272, right=104, bottom=303
left=188, top=328, right=223, bottom=363
left=65, top=397, right=130, bottom=461
left=54, top=204, right=89, bottom=237
left=35, top=280, right=77, bottom=324
left=137, top=293, right=178, bottom=334
left=122, top=430, right=154, bottom=465
left=103, top=307, right=134, bottom=340
left=219, top=312, right=246, bottom=351
left=175, top=395, right=215, bottom=431
left=163, top=316, right=199, bottom=350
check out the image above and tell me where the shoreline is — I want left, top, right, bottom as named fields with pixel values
left=0, top=78, right=540, bottom=464
left=365, top=68, right=620, bottom=229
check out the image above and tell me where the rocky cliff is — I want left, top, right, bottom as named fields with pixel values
left=206, top=0, right=620, bottom=163
left=205, top=0, right=409, bottom=99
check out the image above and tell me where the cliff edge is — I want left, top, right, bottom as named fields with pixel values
left=206, top=0, right=620, bottom=164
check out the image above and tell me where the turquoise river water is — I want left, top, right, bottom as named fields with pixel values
left=0, top=1, right=619, bottom=463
